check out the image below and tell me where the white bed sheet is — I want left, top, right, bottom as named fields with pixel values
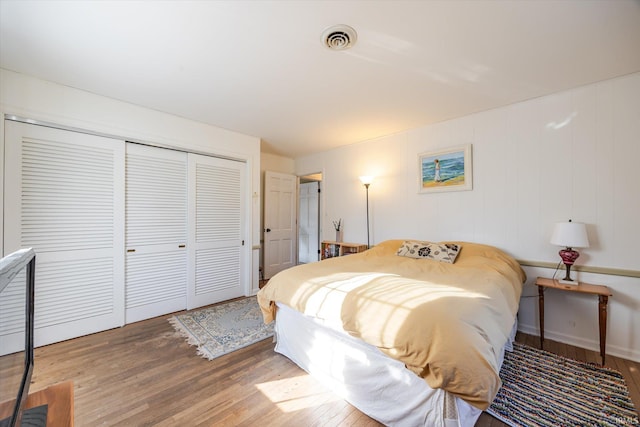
left=274, top=302, right=516, bottom=427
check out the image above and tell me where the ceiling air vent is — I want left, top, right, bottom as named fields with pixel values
left=321, top=25, right=357, bottom=51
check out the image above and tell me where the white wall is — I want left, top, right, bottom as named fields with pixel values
left=296, top=72, right=640, bottom=362
left=0, top=68, right=261, bottom=294
left=261, top=152, right=295, bottom=175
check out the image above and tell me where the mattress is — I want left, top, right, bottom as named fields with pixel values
left=274, top=302, right=517, bottom=427
left=258, top=239, right=525, bottom=409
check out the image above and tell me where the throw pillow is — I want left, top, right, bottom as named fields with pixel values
left=396, top=240, right=461, bottom=263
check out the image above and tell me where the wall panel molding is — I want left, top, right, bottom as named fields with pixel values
left=517, top=259, right=640, bottom=278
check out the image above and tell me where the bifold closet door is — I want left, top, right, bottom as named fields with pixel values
left=187, top=153, right=245, bottom=309
left=3, top=121, right=125, bottom=347
left=125, top=143, right=187, bottom=323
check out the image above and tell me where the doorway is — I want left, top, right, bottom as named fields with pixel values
left=298, top=173, right=322, bottom=264
left=263, top=171, right=297, bottom=279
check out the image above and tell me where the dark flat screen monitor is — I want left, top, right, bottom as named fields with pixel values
left=0, top=249, right=36, bottom=427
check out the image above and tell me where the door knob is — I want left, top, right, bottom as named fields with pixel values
left=265, top=228, right=271, bottom=232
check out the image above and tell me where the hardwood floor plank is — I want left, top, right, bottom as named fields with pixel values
left=574, top=345, right=587, bottom=362
left=585, top=346, right=601, bottom=365
left=3, top=310, right=635, bottom=427
left=565, top=340, right=578, bottom=361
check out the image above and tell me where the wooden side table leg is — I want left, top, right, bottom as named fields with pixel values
left=538, top=285, right=545, bottom=349
left=599, top=295, right=608, bottom=365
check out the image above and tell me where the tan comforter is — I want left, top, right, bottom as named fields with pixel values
left=257, top=240, right=525, bottom=409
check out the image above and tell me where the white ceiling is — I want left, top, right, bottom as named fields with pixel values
left=1, top=1, right=639, bottom=158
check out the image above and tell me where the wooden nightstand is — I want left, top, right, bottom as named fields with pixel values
left=535, top=276, right=612, bottom=365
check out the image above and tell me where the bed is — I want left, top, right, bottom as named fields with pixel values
left=257, top=239, right=526, bottom=426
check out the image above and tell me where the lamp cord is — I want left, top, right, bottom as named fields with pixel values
left=520, top=260, right=563, bottom=299
left=551, top=260, right=563, bottom=281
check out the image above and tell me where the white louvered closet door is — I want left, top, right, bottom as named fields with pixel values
left=187, top=153, right=245, bottom=309
left=125, top=143, right=187, bottom=323
left=3, top=121, right=125, bottom=347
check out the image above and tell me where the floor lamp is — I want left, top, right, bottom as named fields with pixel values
left=359, top=176, right=374, bottom=248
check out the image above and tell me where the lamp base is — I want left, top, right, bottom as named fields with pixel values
left=558, top=247, right=580, bottom=285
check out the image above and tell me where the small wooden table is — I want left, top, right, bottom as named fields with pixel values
left=536, top=277, right=612, bottom=365
left=0, top=381, right=74, bottom=426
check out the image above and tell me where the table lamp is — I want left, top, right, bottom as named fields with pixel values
left=550, top=220, right=589, bottom=285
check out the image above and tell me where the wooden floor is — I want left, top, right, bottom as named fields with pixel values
left=17, top=309, right=640, bottom=426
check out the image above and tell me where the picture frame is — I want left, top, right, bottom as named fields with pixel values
left=418, top=144, right=472, bottom=193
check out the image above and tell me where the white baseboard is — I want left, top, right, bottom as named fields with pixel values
left=517, top=323, right=640, bottom=363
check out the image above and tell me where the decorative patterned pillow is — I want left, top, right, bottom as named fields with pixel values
left=396, top=240, right=461, bottom=263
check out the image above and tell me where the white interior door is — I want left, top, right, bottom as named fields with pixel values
left=298, top=181, right=319, bottom=264
left=125, top=143, right=187, bottom=323
left=187, top=153, right=245, bottom=309
left=3, top=120, right=125, bottom=347
left=263, top=171, right=296, bottom=279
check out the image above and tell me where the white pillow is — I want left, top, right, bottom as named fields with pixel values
left=396, top=240, right=461, bottom=263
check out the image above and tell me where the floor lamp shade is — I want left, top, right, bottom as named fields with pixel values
left=550, top=221, right=589, bottom=283
left=359, top=176, right=374, bottom=186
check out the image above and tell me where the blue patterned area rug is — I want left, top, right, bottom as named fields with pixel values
left=487, top=342, right=639, bottom=427
left=169, top=296, right=273, bottom=360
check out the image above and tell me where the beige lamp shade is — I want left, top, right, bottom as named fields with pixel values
left=550, top=221, right=589, bottom=248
